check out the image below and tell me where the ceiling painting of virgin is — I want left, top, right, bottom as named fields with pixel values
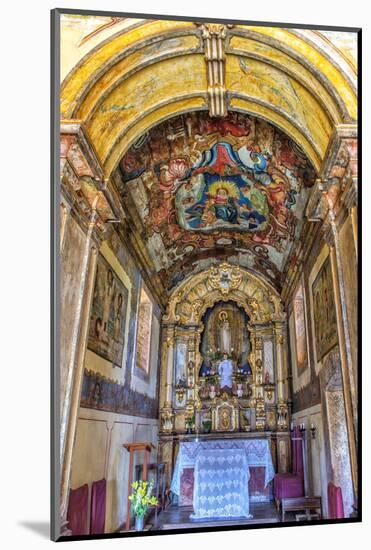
left=116, top=111, right=315, bottom=291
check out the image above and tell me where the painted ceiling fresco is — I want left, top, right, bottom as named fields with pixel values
left=117, top=112, right=315, bottom=291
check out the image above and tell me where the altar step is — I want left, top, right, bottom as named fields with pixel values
left=158, top=503, right=279, bottom=530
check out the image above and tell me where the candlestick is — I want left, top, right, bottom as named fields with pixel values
left=310, top=423, right=316, bottom=439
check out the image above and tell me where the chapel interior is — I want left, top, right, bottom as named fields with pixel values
left=58, top=14, right=358, bottom=536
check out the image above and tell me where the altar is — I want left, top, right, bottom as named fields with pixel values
left=171, top=439, right=275, bottom=520
left=158, top=274, right=292, bottom=515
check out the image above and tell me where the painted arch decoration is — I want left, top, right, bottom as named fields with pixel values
left=118, top=111, right=315, bottom=290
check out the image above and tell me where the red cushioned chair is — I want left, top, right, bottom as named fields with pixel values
left=90, top=479, right=107, bottom=534
left=327, top=482, right=344, bottom=519
left=67, top=484, right=89, bottom=535
left=274, top=426, right=304, bottom=509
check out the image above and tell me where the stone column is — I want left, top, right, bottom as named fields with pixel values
left=329, top=243, right=358, bottom=497
left=59, top=212, right=101, bottom=529
left=328, top=211, right=357, bottom=424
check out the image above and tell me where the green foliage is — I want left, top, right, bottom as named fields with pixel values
left=185, top=415, right=195, bottom=427
left=128, top=480, right=158, bottom=518
left=202, top=419, right=212, bottom=431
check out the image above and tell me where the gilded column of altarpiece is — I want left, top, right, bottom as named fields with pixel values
left=158, top=262, right=292, bottom=479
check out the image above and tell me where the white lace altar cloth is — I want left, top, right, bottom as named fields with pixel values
left=170, top=439, right=275, bottom=497
left=191, top=448, right=252, bottom=519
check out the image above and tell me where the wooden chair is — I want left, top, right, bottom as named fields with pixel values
left=281, top=496, right=322, bottom=522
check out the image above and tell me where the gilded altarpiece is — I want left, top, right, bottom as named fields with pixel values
left=158, top=263, right=292, bottom=494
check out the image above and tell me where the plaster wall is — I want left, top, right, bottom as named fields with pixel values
left=292, top=404, right=328, bottom=517
left=69, top=232, right=161, bottom=533
left=70, top=408, right=158, bottom=533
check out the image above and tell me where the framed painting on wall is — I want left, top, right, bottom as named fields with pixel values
left=87, top=253, right=129, bottom=368
left=311, top=256, right=338, bottom=361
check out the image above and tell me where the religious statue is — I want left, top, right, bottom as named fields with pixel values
left=218, top=310, right=231, bottom=354
left=218, top=353, right=233, bottom=388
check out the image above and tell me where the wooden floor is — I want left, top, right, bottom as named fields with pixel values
left=156, top=502, right=285, bottom=530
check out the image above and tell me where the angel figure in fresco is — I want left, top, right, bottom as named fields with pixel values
left=240, top=182, right=269, bottom=230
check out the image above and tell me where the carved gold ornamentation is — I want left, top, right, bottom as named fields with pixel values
left=160, top=410, right=174, bottom=433
left=255, top=337, right=263, bottom=350
left=277, top=401, right=289, bottom=431
left=208, top=263, right=243, bottom=295
left=160, top=261, right=288, bottom=436
left=166, top=336, right=175, bottom=347
left=175, top=387, right=186, bottom=405
left=255, top=398, right=266, bottom=431
left=192, top=299, right=204, bottom=318
left=166, top=262, right=281, bottom=324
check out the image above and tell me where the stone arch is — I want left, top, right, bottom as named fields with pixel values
left=60, top=19, right=357, bottom=177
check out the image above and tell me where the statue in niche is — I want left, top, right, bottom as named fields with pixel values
left=218, top=310, right=231, bottom=354
left=218, top=353, right=233, bottom=388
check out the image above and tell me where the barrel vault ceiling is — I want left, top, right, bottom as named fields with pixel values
left=60, top=16, right=357, bottom=301
left=115, top=111, right=315, bottom=291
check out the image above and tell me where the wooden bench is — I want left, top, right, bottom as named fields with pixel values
left=281, top=496, right=322, bottom=522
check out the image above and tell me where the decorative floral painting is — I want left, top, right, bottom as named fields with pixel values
left=120, top=112, right=315, bottom=291
left=312, top=256, right=338, bottom=361
left=87, top=254, right=129, bottom=367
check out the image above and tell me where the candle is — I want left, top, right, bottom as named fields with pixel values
left=311, top=423, right=314, bottom=429
left=290, top=422, right=294, bottom=431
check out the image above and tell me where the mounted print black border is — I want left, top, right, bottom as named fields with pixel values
left=51, top=7, right=362, bottom=542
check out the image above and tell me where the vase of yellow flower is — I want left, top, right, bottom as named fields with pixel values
left=128, top=480, right=158, bottom=531
left=135, top=516, right=144, bottom=531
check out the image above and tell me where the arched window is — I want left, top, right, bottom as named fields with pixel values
left=135, top=284, right=153, bottom=374
left=292, top=281, right=308, bottom=376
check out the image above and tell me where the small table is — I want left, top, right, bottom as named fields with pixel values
left=123, top=442, right=155, bottom=531
left=281, top=496, right=322, bottom=522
